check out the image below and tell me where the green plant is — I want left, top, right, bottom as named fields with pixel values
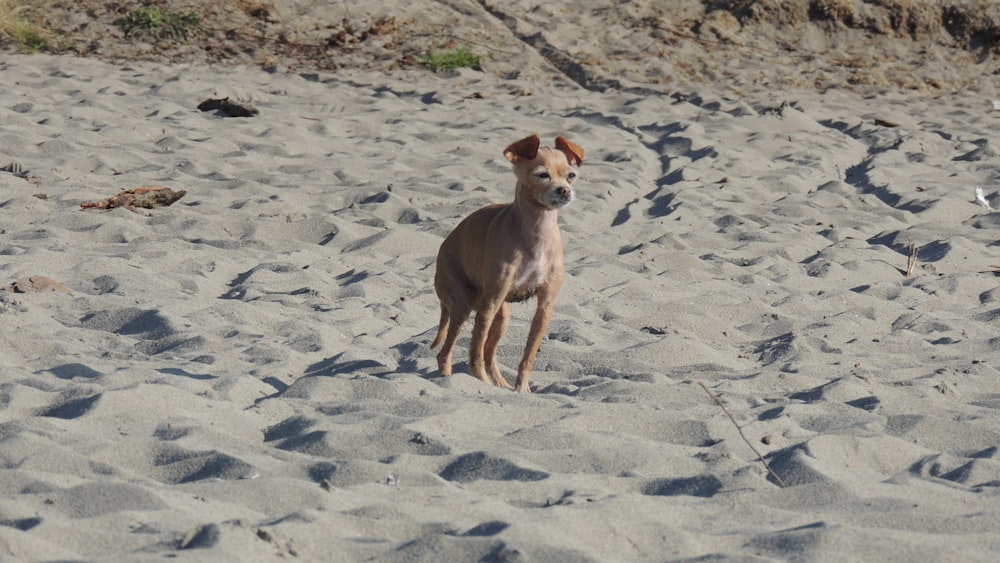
left=417, top=47, right=481, bottom=72
left=0, top=0, right=52, bottom=52
left=113, top=6, right=202, bottom=41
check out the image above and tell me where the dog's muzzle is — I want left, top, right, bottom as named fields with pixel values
left=545, top=186, right=574, bottom=208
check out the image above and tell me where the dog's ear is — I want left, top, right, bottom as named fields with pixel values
left=555, top=136, right=584, bottom=166
left=504, top=134, right=541, bottom=162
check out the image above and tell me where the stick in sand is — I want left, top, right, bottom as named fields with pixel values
left=905, top=243, right=918, bottom=279
left=698, top=381, right=787, bottom=487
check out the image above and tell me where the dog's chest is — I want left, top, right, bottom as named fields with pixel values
left=512, top=255, right=549, bottom=292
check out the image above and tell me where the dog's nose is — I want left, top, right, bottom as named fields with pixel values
left=557, top=186, right=571, bottom=198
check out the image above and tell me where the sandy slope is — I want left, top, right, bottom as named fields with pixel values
left=29, top=0, right=1000, bottom=95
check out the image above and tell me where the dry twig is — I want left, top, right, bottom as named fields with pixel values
left=905, top=243, right=918, bottom=278
left=698, top=381, right=786, bottom=487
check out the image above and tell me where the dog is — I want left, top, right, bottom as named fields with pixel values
left=430, top=133, right=584, bottom=393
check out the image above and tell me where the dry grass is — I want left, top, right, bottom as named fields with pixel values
left=0, top=0, right=52, bottom=51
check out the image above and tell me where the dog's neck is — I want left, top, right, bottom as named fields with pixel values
left=513, top=182, right=560, bottom=247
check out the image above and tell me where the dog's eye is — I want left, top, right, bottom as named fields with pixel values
left=567, top=172, right=577, bottom=181
left=534, top=171, right=551, bottom=180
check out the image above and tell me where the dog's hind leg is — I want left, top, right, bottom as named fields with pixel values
left=430, top=303, right=449, bottom=349
left=436, top=302, right=471, bottom=377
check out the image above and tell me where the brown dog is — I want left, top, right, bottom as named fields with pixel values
left=430, top=133, right=584, bottom=393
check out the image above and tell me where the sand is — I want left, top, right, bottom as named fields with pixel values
left=2, top=1, right=1000, bottom=561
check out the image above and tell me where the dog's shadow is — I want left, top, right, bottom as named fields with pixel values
left=255, top=334, right=450, bottom=404
left=307, top=336, right=442, bottom=378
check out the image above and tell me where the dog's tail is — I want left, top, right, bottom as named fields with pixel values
left=430, top=304, right=448, bottom=349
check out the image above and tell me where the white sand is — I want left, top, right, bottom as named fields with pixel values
left=2, top=10, right=1000, bottom=560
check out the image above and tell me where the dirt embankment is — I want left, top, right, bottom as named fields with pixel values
left=5, top=0, right=1000, bottom=94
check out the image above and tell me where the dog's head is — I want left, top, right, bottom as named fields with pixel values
left=504, top=134, right=584, bottom=210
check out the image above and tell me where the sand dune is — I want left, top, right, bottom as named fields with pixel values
left=2, top=2, right=1000, bottom=559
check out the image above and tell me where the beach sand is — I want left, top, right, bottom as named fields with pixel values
left=2, top=1, right=1000, bottom=560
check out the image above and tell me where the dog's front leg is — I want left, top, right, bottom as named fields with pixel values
left=484, top=302, right=512, bottom=389
left=515, top=287, right=558, bottom=393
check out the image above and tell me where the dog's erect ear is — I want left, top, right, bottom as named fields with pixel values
left=504, top=134, right=541, bottom=162
left=555, top=136, right=584, bottom=166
